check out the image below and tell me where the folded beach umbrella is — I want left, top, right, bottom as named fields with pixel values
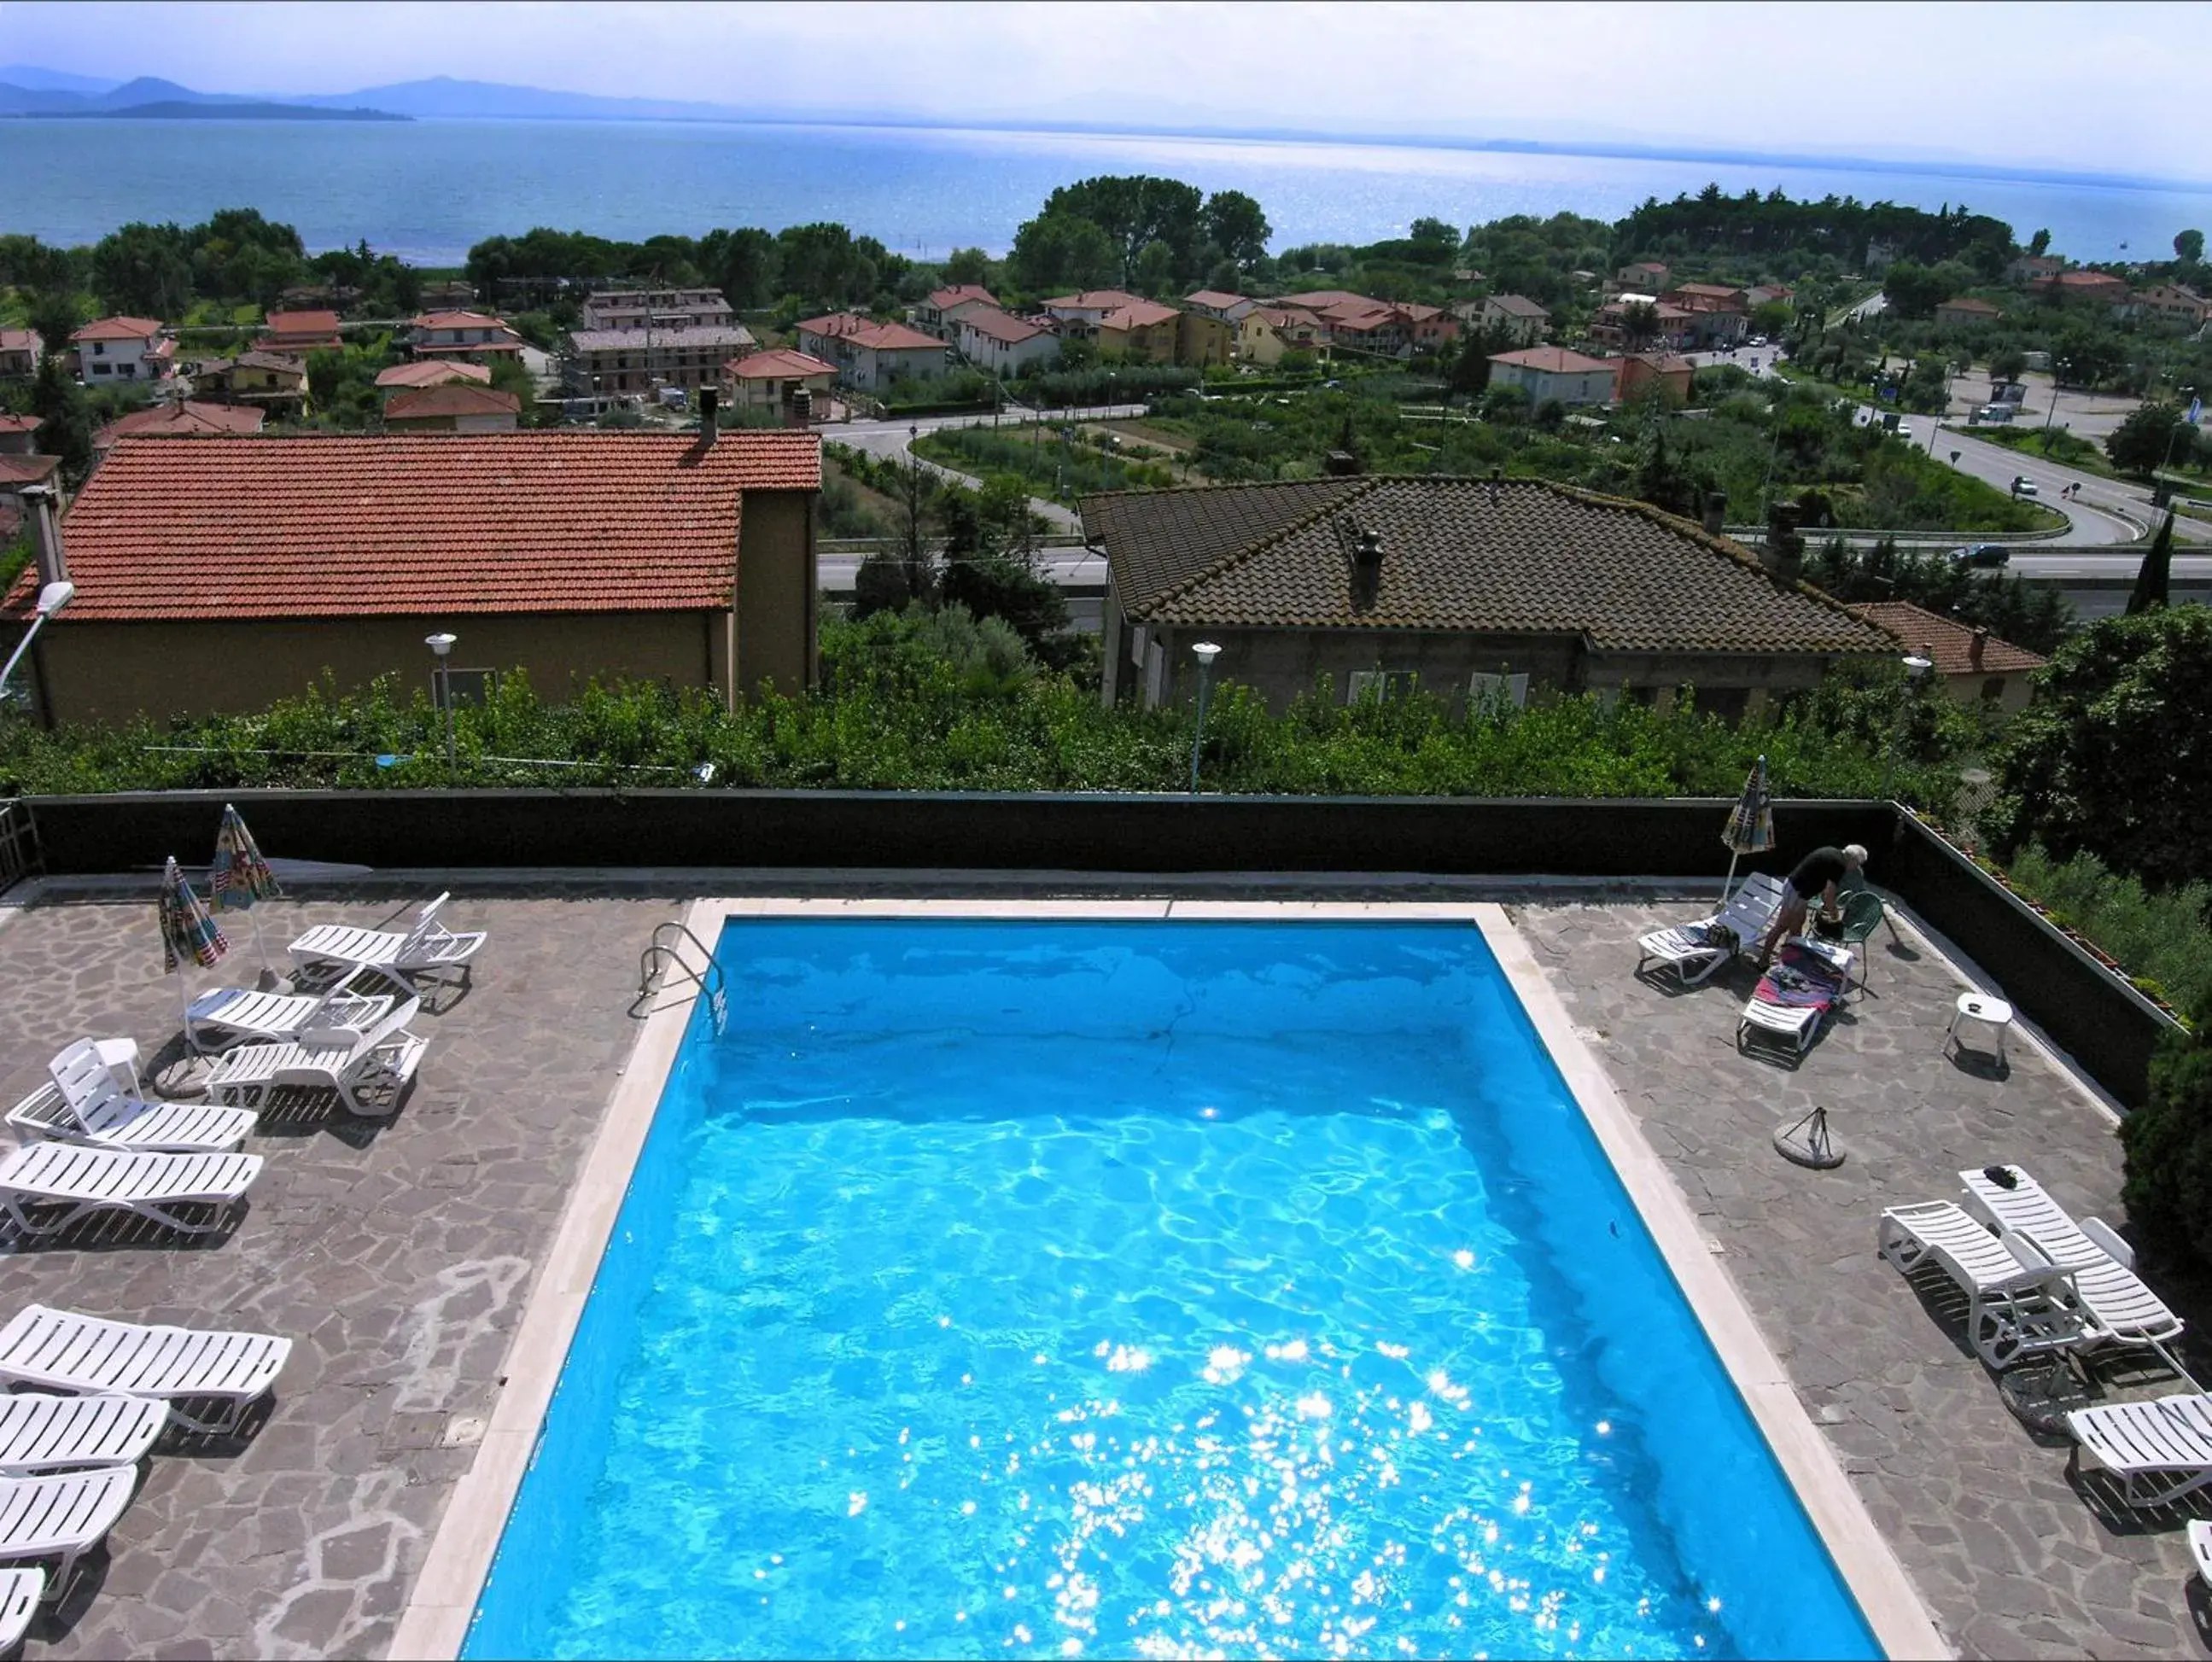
left=1720, top=755, right=1774, bottom=902
left=211, top=803, right=283, bottom=984
left=159, top=854, right=230, bottom=1036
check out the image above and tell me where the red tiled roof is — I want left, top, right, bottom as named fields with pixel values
left=411, top=310, right=511, bottom=331
left=1848, top=601, right=2046, bottom=675
left=1490, top=346, right=1614, bottom=374
left=796, top=312, right=872, bottom=338
left=925, top=285, right=997, bottom=312
left=1249, top=306, right=1324, bottom=330
left=11, top=432, right=823, bottom=623
left=2056, top=270, right=2127, bottom=288
left=1939, top=296, right=2002, bottom=314
left=382, top=384, right=521, bottom=420
left=94, top=401, right=266, bottom=446
left=375, top=360, right=493, bottom=388
left=262, top=310, right=341, bottom=335
left=1184, top=290, right=1251, bottom=310
left=0, top=330, right=37, bottom=353
left=1484, top=294, right=1550, bottom=318
left=725, top=348, right=838, bottom=381
left=0, top=415, right=42, bottom=434
left=800, top=315, right=943, bottom=353
left=1274, top=290, right=1374, bottom=310
left=957, top=307, right=1048, bottom=346
left=1043, top=289, right=1145, bottom=312
left=1102, top=300, right=1181, bottom=330
left=0, top=455, right=60, bottom=488
left=71, top=317, right=164, bottom=343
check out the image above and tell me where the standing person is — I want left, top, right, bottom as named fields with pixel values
left=1755, top=843, right=1867, bottom=970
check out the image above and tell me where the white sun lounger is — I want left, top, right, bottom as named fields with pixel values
left=1958, top=1165, right=2186, bottom=1354
left=4, top=1041, right=258, bottom=1155
left=0, top=1467, right=136, bottom=1602
left=1737, top=939, right=1853, bottom=1061
left=0, top=1144, right=260, bottom=1239
left=1636, top=872, right=1786, bottom=986
left=288, top=892, right=485, bottom=983
left=0, top=1566, right=39, bottom=1638
left=0, top=1393, right=168, bottom=1475
left=185, top=966, right=400, bottom=1056
left=203, top=996, right=427, bottom=1118
left=1877, top=1199, right=2089, bottom=1368
left=2191, top=1518, right=2212, bottom=1587
left=2064, top=1391, right=2212, bottom=1507
left=0, top=1305, right=290, bottom=1437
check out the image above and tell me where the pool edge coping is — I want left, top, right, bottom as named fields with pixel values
left=392, top=895, right=1949, bottom=1661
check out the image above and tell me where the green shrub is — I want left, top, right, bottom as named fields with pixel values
left=2002, top=844, right=2212, bottom=1016
left=2120, top=989, right=2212, bottom=1273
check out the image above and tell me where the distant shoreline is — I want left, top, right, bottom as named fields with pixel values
left=9, top=102, right=408, bottom=122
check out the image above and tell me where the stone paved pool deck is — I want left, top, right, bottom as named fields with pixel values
left=0, top=872, right=2200, bottom=1659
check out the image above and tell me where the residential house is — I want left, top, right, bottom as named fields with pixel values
left=375, top=359, right=493, bottom=392
left=1316, top=300, right=1415, bottom=358
left=70, top=318, right=174, bottom=383
left=1095, top=299, right=1183, bottom=364
left=1487, top=346, right=1617, bottom=407
left=1588, top=300, right=1695, bottom=352
left=1177, top=308, right=1236, bottom=368
left=792, top=314, right=947, bottom=391
left=566, top=324, right=759, bottom=398
left=1743, top=283, right=1795, bottom=311
left=7, top=429, right=823, bottom=724
left=408, top=311, right=527, bottom=362
left=1848, top=601, right=2045, bottom=714
left=0, top=455, right=61, bottom=541
left=420, top=279, right=478, bottom=310
left=1934, top=296, right=2004, bottom=328
left=2136, top=285, right=2211, bottom=329
left=914, top=285, right=999, bottom=341
left=1615, top=353, right=1695, bottom=405
left=0, top=414, right=41, bottom=455
left=2006, top=254, right=2064, bottom=285
left=1617, top=260, right=1672, bottom=289
left=1273, top=289, right=1375, bottom=312
left=956, top=307, right=1061, bottom=377
left=580, top=289, right=734, bottom=333
left=2038, top=269, right=2131, bottom=304
left=0, top=329, right=38, bottom=379
left=1399, top=302, right=1459, bottom=353
left=91, top=399, right=265, bottom=455
left=1083, top=475, right=1895, bottom=719
left=721, top=348, right=838, bottom=422
left=255, top=310, right=344, bottom=358
left=1660, top=283, right=1750, bottom=347
left=1041, top=290, right=1148, bottom=345
left=1235, top=306, right=1330, bottom=366
left=1184, top=291, right=1257, bottom=324
left=1470, top=294, right=1550, bottom=347
left=192, top=351, right=309, bottom=413
left=382, top=384, right=522, bottom=433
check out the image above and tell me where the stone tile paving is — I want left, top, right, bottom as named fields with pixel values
left=0, top=882, right=686, bottom=1660
left=1515, top=896, right=2212, bottom=1662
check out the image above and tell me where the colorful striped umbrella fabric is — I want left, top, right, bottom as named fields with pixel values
left=159, top=855, right=229, bottom=973
left=1719, top=755, right=1775, bottom=902
left=211, top=803, right=282, bottom=912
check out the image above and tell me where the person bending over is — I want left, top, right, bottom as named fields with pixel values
left=1755, top=843, right=1866, bottom=970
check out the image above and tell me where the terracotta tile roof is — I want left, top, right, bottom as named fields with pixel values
left=1102, top=300, right=1182, bottom=330
left=1043, top=290, right=1146, bottom=312
left=925, top=285, right=997, bottom=311
left=0, top=455, right=60, bottom=488
left=263, top=310, right=341, bottom=335
left=1484, top=294, right=1550, bottom=317
left=725, top=348, right=838, bottom=381
left=1184, top=290, right=1251, bottom=310
left=11, top=432, right=822, bottom=623
left=846, top=319, right=948, bottom=353
left=1847, top=601, right=2046, bottom=675
left=1274, top=290, right=1374, bottom=310
left=411, top=311, right=511, bottom=331
left=795, top=312, right=873, bottom=339
left=1939, top=296, right=2002, bottom=314
left=1671, top=283, right=1744, bottom=300
left=2056, top=270, right=2127, bottom=289
left=957, top=307, right=1048, bottom=346
left=1083, top=476, right=1894, bottom=656
left=1320, top=303, right=1403, bottom=331
left=71, top=317, right=165, bottom=343
left=0, top=330, right=36, bottom=353
left=0, top=415, right=42, bottom=435
left=94, top=401, right=266, bottom=447
left=1249, top=306, right=1324, bottom=330
left=382, top=384, right=521, bottom=420
left=375, top=359, right=493, bottom=388
left=1490, top=346, right=1614, bottom=375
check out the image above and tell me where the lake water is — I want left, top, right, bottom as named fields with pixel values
left=2, top=115, right=2204, bottom=266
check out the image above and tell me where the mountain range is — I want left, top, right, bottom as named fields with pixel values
left=0, top=68, right=756, bottom=122
left=0, top=73, right=403, bottom=120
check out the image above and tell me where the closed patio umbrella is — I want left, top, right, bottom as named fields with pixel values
left=1720, top=755, right=1774, bottom=902
left=159, top=854, right=229, bottom=1032
left=210, top=803, right=282, bottom=988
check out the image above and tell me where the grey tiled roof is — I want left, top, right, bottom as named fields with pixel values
left=1081, top=476, right=1896, bottom=656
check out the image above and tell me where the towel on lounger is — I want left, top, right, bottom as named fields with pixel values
left=1754, top=942, right=1847, bottom=1011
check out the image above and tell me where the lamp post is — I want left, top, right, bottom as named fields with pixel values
left=0, top=580, right=73, bottom=708
left=1882, top=653, right=1933, bottom=801
left=1188, top=640, right=1223, bottom=794
left=425, top=633, right=458, bottom=768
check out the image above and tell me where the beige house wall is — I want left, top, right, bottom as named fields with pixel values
left=732, top=488, right=817, bottom=700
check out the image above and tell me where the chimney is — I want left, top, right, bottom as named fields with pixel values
left=791, top=386, right=814, bottom=429
left=1970, top=627, right=1987, bottom=669
left=1355, top=530, right=1382, bottom=572
left=1487, top=467, right=1503, bottom=505
left=697, top=387, right=718, bottom=442
left=21, top=485, right=63, bottom=590
left=1324, top=448, right=1361, bottom=476
left=1702, top=490, right=1727, bottom=536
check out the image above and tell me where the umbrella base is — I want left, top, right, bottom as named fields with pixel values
left=1772, top=1105, right=1846, bottom=1169
left=254, top=966, right=284, bottom=994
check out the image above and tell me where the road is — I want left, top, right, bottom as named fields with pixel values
left=829, top=403, right=1152, bottom=533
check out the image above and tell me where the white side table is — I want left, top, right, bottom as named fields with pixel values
left=1946, top=994, right=2014, bottom=1068
left=92, top=1038, right=141, bottom=1099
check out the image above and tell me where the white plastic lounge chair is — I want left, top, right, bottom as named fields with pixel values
left=2190, top=1518, right=2212, bottom=1588
left=5, top=1041, right=259, bottom=1155
left=0, top=1393, right=168, bottom=1475
left=0, top=1567, right=39, bottom=1640
left=0, top=1467, right=135, bottom=1602
left=184, top=966, right=400, bottom=1056
left=1737, top=938, right=1853, bottom=1061
left=1958, top=1165, right=2186, bottom=1354
left=2063, top=1391, right=2212, bottom=1507
left=1876, top=1199, right=2089, bottom=1368
left=0, top=1305, right=290, bottom=1437
left=0, top=1143, right=261, bottom=1239
left=1636, top=872, right=1786, bottom=986
left=288, top=892, right=485, bottom=984
left=203, top=996, right=426, bottom=1118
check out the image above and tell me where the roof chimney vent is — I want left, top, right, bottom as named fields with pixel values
left=697, top=387, right=718, bottom=442
left=1324, top=448, right=1361, bottom=476
left=1970, top=626, right=1987, bottom=668
left=1355, top=530, right=1382, bottom=571
left=1488, top=467, right=1503, bottom=505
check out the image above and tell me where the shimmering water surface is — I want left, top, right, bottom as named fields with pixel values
left=464, top=919, right=1877, bottom=1660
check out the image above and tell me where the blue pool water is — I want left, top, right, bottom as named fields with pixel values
left=465, top=919, right=1880, bottom=1660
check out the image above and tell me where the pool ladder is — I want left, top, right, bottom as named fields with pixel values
left=636, top=920, right=728, bottom=1034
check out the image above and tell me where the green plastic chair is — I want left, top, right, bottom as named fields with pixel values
left=1836, top=889, right=1888, bottom=994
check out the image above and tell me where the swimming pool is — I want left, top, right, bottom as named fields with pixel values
left=464, top=916, right=1882, bottom=1660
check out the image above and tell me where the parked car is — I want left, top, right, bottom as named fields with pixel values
left=1949, top=543, right=2011, bottom=569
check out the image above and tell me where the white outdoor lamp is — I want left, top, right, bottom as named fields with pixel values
left=0, top=580, right=75, bottom=709
left=425, top=633, right=458, bottom=767
left=1882, top=653, right=1935, bottom=801
left=1188, top=640, right=1223, bottom=794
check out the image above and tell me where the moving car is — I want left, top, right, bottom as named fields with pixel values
left=2011, top=475, right=2039, bottom=497
left=1948, top=543, right=2011, bottom=569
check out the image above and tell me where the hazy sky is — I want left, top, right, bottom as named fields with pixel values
left=3, top=0, right=2205, bottom=177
